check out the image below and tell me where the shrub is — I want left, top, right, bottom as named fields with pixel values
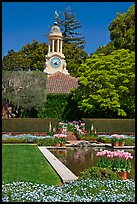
left=2, top=134, right=56, bottom=145
left=35, top=137, right=56, bottom=146
left=2, top=137, right=28, bottom=144
left=83, top=133, right=98, bottom=141
left=82, top=118, right=135, bottom=133
left=97, top=136, right=111, bottom=143
left=124, top=138, right=135, bottom=146
left=2, top=118, right=59, bottom=133
left=78, top=166, right=121, bottom=180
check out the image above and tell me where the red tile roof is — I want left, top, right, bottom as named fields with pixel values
left=46, top=72, right=79, bottom=94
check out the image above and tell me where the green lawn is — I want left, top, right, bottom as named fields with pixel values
left=2, top=144, right=61, bottom=185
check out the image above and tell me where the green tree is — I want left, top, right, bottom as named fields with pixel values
left=2, top=40, right=48, bottom=71
left=21, top=40, right=48, bottom=71
left=2, top=49, right=30, bottom=71
left=63, top=43, right=88, bottom=76
left=94, top=4, right=135, bottom=55
left=108, top=4, right=135, bottom=51
left=95, top=42, right=116, bottom=55
left=2, top=40, right=88, bottom=77
left=72, top=49, right=135, bottom=118
left=2, top=70, right=47, bottom=118
left=56, top=6, right=86, bottom=48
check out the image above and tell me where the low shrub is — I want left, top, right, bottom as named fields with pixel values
left=2, top=134, right=55, bottom=145
left=35, top=137, right=56, bottom=146
left=83, top=136, right=93, bottom=141
left=97, top=137, right=111, bottom=143
left=84, top=134, right=98, bottom=141
left=78, top=166, right=121, bottom=180
left=124, top=138, right=135, bottom=146
left=2, top=138, right=28, bottom=144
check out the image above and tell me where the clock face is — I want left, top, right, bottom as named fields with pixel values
left=50, top=57, right=61, bottom=68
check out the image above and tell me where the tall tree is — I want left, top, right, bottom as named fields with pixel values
left=2, top=40, right=88, bottom=76
left=56, top=6, right=86, bottom=48
left=2, top=49, right=30, bottom=71
left=63, top=43, right=88, bottom=76
left=2, top=70, right=47, bottom=118
left=95, top=42, right=115, bottom=55
left=94, top=4, right=135, bottom=55
left=72, top=49, right=135, bottom=118
left=109, top=4, right=135, bottom=51
left=2, top=40, right=48, bottom=71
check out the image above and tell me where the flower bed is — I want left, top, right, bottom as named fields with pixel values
left=96, top=149, right=133, bottom=179
left=57, top=121, right=86, bottom=140
left=2, top=179, right=135, bottom=202
left=2, top=134, right=56, bottom=146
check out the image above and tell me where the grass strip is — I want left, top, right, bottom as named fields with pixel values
left=2, top=144, right=61, bottom=185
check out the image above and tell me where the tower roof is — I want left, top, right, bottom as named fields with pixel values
left=49, top=22, right=62, bottom=36
left=46, top=72, right=79, bottom=94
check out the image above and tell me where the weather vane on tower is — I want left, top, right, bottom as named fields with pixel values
left=54, top=10, right=59, bottom=21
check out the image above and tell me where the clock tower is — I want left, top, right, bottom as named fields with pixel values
left=44, top=21, right=69, bottom=75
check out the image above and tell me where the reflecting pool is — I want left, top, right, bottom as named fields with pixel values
left=50, top=147, right=135, bottom=179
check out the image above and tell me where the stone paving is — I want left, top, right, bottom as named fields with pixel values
left=38, top=146, right=78, bottom=184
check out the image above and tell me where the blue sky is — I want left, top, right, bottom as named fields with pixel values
left=2, top=2, right=134, bottom=57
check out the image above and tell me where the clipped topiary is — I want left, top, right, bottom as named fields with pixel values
left=78, top=166, right=121, bottom=180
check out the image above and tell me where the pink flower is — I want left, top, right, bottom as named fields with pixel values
left=96, top=149, right=133, bottom=160
left=107, top=154, right=113, bottom=158
left=54, top=133, right=66, bottom=138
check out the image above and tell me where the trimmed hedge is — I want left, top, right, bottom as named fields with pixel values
left=2, top=118, right=59, bottom=133
left=82, top=118, right=135, bottom=134
left=2, top=118, right=135, bottom=134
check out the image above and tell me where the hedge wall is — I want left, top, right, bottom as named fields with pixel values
left=2, top=118, right=59, bottom=133
left=83, top=118, right=135, bottom=134
left=2, top=118, right=135, bottom=134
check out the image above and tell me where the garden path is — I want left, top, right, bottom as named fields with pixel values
left=38, top=146, right=78, bottom=184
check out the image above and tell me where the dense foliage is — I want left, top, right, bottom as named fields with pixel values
left=2, top=70, right=47, bottom=117
left=2, top=40, right=48, bottom=71
left=37, top=94, right=69, bottom=119
left=109, top=4, right=135, bottom=51
left=2, top=41, right=88, bottom=77
left=73, top=49, right=135, bottom=118
left=32, top=94, right=83, bottom=120
left=79, top=166, right=121, bottom=180
left=63, top=43, right=88, bottom=76
left=95, top=4, right=135, bottom=55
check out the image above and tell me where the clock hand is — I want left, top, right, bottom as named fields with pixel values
left=54, top=60, right=58, bottom=65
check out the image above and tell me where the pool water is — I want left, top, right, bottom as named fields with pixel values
left=50, top=147, right=135, bottom=179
